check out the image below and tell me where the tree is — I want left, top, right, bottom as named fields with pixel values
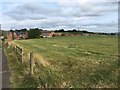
left=81, top=30, right=88, bottom=33
left=21, top=28, right=27, bottom=32
left=10, top=30, right=13, bottom=32
left=39, top=29, right=43, bottom=31
left=58, top=29, right=64, bottom=32
left=15, top=29, right=21, bottom=32
left=28, top=28, right=41, bottom=39
left=72, top=29, right=77, bottom=32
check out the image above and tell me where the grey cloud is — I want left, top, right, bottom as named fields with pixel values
left=5, top=2, right=60, bottom=21
left=4, top=2, right=109, bottom=21
left=7, top=12, right=47, bottom=20
left=93, top=2, right=117, bottom=13
left=2, top=2, right=118, bottom=33
left=81, top=20, right=117, bottom=27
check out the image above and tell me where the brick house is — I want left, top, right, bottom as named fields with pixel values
left=14, top=32, right=19, bottom=40
left=61, top=33, right=71, bottom=36
left=8, top=31, right=28, bottom=41
left=53, top=33, right=61, bottom=37
left=61, top=33, right=80, bottom=36
left=41, top=31, right=56, bottom=38
left=8, top=32, right=13, bottom=41
left=14, top=32, right=28, bottom=40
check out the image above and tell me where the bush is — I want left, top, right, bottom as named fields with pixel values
left=28, top=28, right=41, bottom=39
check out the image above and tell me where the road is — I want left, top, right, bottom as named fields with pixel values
left=0, top=45, right=10, bottom=88
left=0, top=48, right=2, bottom=89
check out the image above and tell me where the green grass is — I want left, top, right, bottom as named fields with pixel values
left=9, top=35, right=118, bottom=88
left=4, top=46, right=39, bottom=88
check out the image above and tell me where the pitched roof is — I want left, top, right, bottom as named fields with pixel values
left=41, top=31, right=54, bottom=36
left=41, top=31, right=53, bottom=33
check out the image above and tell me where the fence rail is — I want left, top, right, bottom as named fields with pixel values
left=12, top=46, right=22, bottom=63
left=11, top=44, right=34, bottom=76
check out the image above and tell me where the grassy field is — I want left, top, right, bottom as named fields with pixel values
left=7, top=35, right=118, bottom=88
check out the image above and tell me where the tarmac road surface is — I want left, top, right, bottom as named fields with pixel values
left=0, top=44, right=10, bottom=88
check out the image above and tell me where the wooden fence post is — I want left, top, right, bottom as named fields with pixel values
left=29, top=52, right=33, bottom=76
left=15, top=46, right=17, bottom=53
left=21, top=49, right=23, bottom=63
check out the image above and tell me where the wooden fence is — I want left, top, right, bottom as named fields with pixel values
left=11, top=44, right=34, bottom=76
left=13, top=46, right=23, bottom=63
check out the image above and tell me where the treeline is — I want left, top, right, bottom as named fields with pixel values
left=1, top=28, right=118, bottom=39
left=10, top=28, right=118, bottom=36
left=54, top=29, right=117, bottom=35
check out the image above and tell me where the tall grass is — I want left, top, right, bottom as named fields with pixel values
left=6, top=35, right=118, bottom=88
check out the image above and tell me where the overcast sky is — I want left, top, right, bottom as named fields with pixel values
left=0, top=0, right=118, bottom=33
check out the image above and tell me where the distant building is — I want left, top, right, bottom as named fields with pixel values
left=8, top=32, right=13, bottom=41
left=61, top=33, right=70, bottom=36
left=53, top=33, right=62, bottom=37
left=14, top=32, right=28, bottom=40
left=8, top=31, right=28, bottom=41
left=53, top=34, right=61, bottom=37
left=14, top=32, right=19, bottom=40
left=41, top=31, right=56, bottom=38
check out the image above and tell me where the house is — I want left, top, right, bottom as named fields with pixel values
left=53, top=33, right=62, bottom=37
left=8, top=31, right=28, bottom=41
left=69, top=34, right=75, bottom=36
left=14, top=32, right=28, bottom=40
left=53, top=33, right=61, bottom=37
left=8, top=32, right=13, bottom=41
left=41, top=31, right=56, bottom=38
left=61, top=33, right=71, bottom=36
left=14, top=32, right=19, bottom=40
